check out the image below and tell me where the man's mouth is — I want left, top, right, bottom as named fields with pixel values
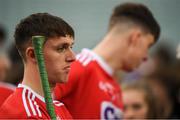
left=64, top=66, right=71, bottom=73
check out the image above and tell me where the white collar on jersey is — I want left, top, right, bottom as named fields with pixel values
left=81, top=48, right=114, bottom=76
left=18, top=84, right=45, bottom=103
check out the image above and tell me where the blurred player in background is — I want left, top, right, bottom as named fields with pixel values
left=54, top=2, right=160, bottom=119
left=0, top=25, right=15, bottom=107
left=0, top=13, right=75, bottom=119
left=0, top=53, right=14, bottom=107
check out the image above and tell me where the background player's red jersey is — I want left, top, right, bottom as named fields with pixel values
left=0, top=82, right=15, bottom=107
left=54, top=48, right=123, bottom=119
left=0, top=84, right=72, bottom=119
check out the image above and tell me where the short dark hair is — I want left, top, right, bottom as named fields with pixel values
left=109, top=2, right=160, bottom=42
left=14, top=13, right=74, bottom=60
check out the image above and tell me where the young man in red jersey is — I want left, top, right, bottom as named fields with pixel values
left=0, top=13, right=75, bottom=119
left=54, top=2, right=160, bottom=119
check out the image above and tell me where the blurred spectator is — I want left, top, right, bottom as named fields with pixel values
left=5, top=43, right=23, bottom=85
left=122, top=80, right=159, bottom=119
left=0, top=60, right=15, bottom=106
left=0, top=53, right=11, bottom=81
left=123, top=42, right=175, bottom=81
left=152, top=42, right=175, bottom=66
left=123, top=42, right=180, bottom=119
left=146, top=76, right=172, bottom=118
left=0, top=25, right=15, bottom=107
left=147, top=65, right=180, bottom=118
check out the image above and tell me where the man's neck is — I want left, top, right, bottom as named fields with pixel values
left=22, top=64, right=47, bottom=97
left=93, top=38, right=123, bottom=75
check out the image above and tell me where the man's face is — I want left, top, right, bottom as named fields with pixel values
left=122, top=33, right=154, bottom=72
left=122, top=89, right=148, bottom=119
left=43, top=36, right=75, bottom=86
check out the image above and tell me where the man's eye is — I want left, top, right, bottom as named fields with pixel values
left=57, top=46, right=67, bottom=52
left=57, top=44, right=73, bottom=52
left=57, top=47, right=65, bottom=52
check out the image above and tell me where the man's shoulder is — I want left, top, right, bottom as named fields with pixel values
left=70, top=60, right=99, bottom=81
left=75, top=49, right=97, bottom=68
left=0, top=90, right=26, bottom=118
left=0, top=88, right=22, bottom=108
left=0, top=83, right=16, bottom=106
left=54, top=101, right=72, bottom=119
left=0, top=87, right=48, bottom=119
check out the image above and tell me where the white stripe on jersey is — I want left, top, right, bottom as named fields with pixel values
left=77, top=48, right=114, bottom=76
left=76, top=54, right=81, bottom=60
left=82, top=55, right=93, bottom=66
left=32, top=94, right=42, bottom=117
left=28, top=91, right=37, bottom=116
left=78, top=52, right=89, bottom=63
left=22, top=88, right=43, bottom=117
left=19, top=84, right=65, bottom=118
left=77, top=50, right=94, bottom=66
left=22, top=88, right=31, bottom=117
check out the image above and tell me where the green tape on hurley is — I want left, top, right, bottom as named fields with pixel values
left=32, top=36, right=56, bottom=119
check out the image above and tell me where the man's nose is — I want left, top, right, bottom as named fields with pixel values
left=66, top=49, right=76, bottom=62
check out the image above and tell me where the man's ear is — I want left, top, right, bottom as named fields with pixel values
left=128, top=30, right=141, bottom=47
left=25, top=47, right=36, bottom=63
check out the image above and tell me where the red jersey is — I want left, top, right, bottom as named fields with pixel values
left=54, top=48, right=123, bottom=119
left=0, top=84, right=72, bottom=119
left=0, top=82, right=15, bottom=107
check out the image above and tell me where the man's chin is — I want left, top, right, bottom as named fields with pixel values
left=60, top=77, right=68, bottom=83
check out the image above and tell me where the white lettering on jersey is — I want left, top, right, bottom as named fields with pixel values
left=101, top=101, right=123, bottom=120
left=99, top=81, right=120, bottom=101
left=53, top=100, right=64, bottom=107
left=99, top=81, right=114, bottom=92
